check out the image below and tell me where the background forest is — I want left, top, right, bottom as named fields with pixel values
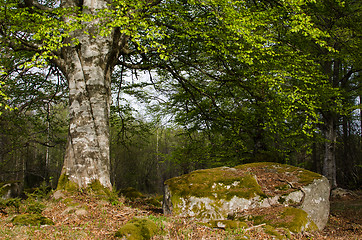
left=0, top=67, right=361, bottom=194
left=0, top=0, right=361, bottom=195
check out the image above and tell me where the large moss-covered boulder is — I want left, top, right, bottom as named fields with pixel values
left=163, top=162, right=330, bottom=232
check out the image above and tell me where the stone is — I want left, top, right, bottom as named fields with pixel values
left=163, top=162, right=330, bottom=232
left=331, top=187, right=356, bottom=200
left=75, top=208, right=88, bottom=216
left=52, top=190, right=65, bottom=200
left=0, top=181, right=21, bottom=199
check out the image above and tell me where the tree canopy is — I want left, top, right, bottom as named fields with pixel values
left=0, top=0, right=361, bottom=190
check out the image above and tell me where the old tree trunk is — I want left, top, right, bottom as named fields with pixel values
left=54, top=0, right=123, bottom=190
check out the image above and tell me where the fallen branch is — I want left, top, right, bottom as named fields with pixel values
left=245, top=223, right=266, bottom=231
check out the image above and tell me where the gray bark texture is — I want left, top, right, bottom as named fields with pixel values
left=322, top=115, right=337, bottom=189
left=55, top=0, right=124, bottom=189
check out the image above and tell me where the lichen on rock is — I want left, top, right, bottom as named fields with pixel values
left=207, top=219, right=248, bottom=230
left=163, top=162, right=330, bottom=233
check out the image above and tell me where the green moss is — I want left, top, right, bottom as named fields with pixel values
left=87, top=180, right=111, bottom=196
left=297, top=170, right=322, bottom=185
left=165, top=168, right=264, bottom=202
left=119, top=187, right=144, bottom=200
left=236, top=162, right=322, bottom=186
left=275, top=184, right=290, bottom=191
left=263, top=225, right=284, bottom=239
left=57, top=175, right=111, bottom=196
left=278, top=196, right=286, bottom=204
left=275, top=207, right=318, bottom=233
left=11, top=213, right=54, bottom=226
left=246, top=207, right=318, bottom=234
left=56, top=174, right=79, bottom=192
left=62, top=198, right=75, bottom=205
left=115, top=218, right=159, bottom=239
left=25, top=202, right=46, bottom=214
left=248, top=215, right=267, bottom=225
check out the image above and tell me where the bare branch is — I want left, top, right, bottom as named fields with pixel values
left=24, top=0, right=53, bottom=11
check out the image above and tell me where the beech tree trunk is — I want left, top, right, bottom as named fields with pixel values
left=56, top=0, right=122, bottom=190
left=61, top=49, right=112, bottom=189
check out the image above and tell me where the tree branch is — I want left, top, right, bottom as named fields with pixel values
left=24, top=0, right=53, bottom=11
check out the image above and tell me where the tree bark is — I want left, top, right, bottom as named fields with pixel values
left=60, top=48, right=113, bottom=189
left=322, top=115, right=337, bottom=188
left=56, top=0, right=122, bottom=190
left=321, top=60, right=340, bottom=189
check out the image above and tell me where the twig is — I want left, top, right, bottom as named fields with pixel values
left=245, top=223, right=266, bottom=231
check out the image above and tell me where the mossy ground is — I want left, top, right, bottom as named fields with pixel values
left=11, top=213, right=54, bottom=226
left=119, top=187, right=145, bottom=200
left=115, top=217, right=159, bottom=239
left=0, top=190, right=360, bottom=239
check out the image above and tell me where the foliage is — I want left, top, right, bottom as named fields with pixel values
left=150, top=0, right=338, bottom=168
left=0, top=0, right=361, bottom=191
left=0, top=197, right=21, bottom=213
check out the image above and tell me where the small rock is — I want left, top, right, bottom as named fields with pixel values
left=331, top=188, right=356, bottom=200
left=75, top=209, right=88, bottom=216
left=52, top=190, right=65, bottom=200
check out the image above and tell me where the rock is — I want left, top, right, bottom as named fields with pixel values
left=331, top=188, right=356, bottom=200
left=0, top=181, right=21, bottom=199
left=75, top=208, right=88, bottom=216
left=163, top=162, right=330, bottom=232
left=52, top=190, right=65, bottom=200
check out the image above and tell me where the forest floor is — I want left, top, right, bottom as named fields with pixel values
left=0, top=189, right=361, bottom=240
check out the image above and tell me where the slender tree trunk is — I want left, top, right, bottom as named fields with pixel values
left=321, top=60, right=340, bottom=189
left=360, top=94, right=362, bottom=145
left=322, top=115, right=337, bottom=188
